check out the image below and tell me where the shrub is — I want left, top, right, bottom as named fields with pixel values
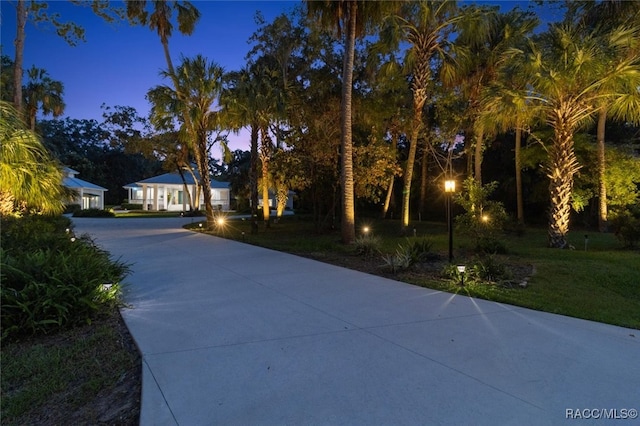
left=121, top=203, right=143, bottom=210
left=610, top=209, right=640, bottom=248
left=442, top=255, right=511, bottom=286
left=354, top=235, right=381, bottom=258
left=470, top=255, right=512, bottom=283
left=454, top=177, right=509, bottom=254
left=404, top=237, right=435, bottom=263
left=72, top=208, right=115, bottom=218
left=0, top=216, right=129, bottom=340
left=379, top=238, right=434, bottom=273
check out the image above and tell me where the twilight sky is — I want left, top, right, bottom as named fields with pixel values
left=1, top=1, right=561, bottom=153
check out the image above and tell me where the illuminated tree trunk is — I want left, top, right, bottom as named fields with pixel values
left=194, top=134, right=214, bottom=229
left=259, top=126, right=271, bottom=227
left=597, top=107, right=608, bottom=232
left=547, top=119, right=580, bottom=248
left=339, top=1, right=357, bottom=244
left=250, top=123, right=259, bottom=234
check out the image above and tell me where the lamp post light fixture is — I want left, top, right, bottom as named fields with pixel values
left=457, top=265, right=466, bottom=286
left=445, top=179, right=456, bottom=263
left=362, top=226, right=370, bottom=237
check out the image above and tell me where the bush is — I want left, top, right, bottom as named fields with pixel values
left=454, top=177, right=509, bottom=254
left=121, top=203, right=143, bottom=210
left=610, top=209, right=640, bottom=248
left=379, top=238, right=434, bottom=273
left=1, top=216, right=129, bottom=340
left=354, top=235, right=381, bottom=257
left=64, top=204, right=81, bottom=214
left=442, top=255, right=511, bottom=285
left=72, top=208, right=115, bottom=218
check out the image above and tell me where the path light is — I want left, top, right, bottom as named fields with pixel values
left=482, top=214, right=489, bottom=223
left=445, top=179, right=456, bottom=263
left=362, top=226, right=370, bottom=236
left=217, top=217, right=225, bottom=227
left=457, top=265, right=466, bottom=286
left=198, top=223, right=203, bottom=230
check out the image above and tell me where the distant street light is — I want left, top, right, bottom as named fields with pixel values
left=445, top=179, right=456, bottom=263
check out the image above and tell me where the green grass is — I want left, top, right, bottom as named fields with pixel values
left=1, top=309, right=140, bottom=424
left=190, top=215, right=640, bottom=329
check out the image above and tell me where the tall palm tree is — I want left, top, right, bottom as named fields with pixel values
left=477, top=9, right=540, bottom=224
left=147, top=55, right=225, bottom=229
left=221, top=68, right=262, bottom=234
left=306, top=0, right=395, bottom=243
left=443, top=6, right=538, bottom=184
left=0, top=101, right=66, bottom=215
left=381, top=0, right=461, bottom=230
left=23, top=66, right=65, bottom=131
left=572, top=2, right=640, bottom=232
left=513, top=23, right=640, bottom=248
left=126, top=0, right=200, bottom=85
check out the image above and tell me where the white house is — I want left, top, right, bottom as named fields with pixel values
left=124, top=171, right=231, bottom=212
left=63, top=167, right=107, bottom=210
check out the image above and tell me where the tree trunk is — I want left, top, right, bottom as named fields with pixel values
left=339, top=1, right=357, bottom=244
left=250, top=123, right=259, bottom=234
left=194, top=135, right=214, bottom=229
left=13, top=0, right=27, bottom=112
left=382, top=176, right=394, bottom=219
left=259, top=126, right=271, bottom=228
left=547, top=124, right=580, bottom=248
left=402, top=93, right=425, bottom=230
left=474, top=123, right=484, bottom=184
left=418, top=144, right=428, bottom=218
left=597, top=107, right=608, bottom=232
left=515, top=127, right=524, bottom=224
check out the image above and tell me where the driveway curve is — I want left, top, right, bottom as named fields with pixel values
left=72, top=217, right=639, bottom=426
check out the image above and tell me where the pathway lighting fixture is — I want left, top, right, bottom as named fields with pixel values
left=457, top=265, right=466, bottom=286
left=482, top=215, right=489, bottom=223
left=363, top=226, right=370, bottom=236
left=445, top=179, right=456, bottom=263
left=217, top=217, right=225, bottom=226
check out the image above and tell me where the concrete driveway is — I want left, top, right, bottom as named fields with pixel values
left=72, top=217, right=639, bottom=426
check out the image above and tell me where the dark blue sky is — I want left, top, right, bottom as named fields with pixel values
left=2, top=1, right=561, bottom=153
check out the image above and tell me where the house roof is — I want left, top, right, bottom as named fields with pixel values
left=61, top=166, right=107, bottom=191
left=63, top=176, right=108, bottom=192
left=125, top=171, right=230, bottom=189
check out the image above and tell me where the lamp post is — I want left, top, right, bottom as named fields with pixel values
left=445, top=179, right=456, bottom=263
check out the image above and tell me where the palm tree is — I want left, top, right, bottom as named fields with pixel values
left=572, top=2, right=640, bottom=232
left=306, top=0, right=395, bottom=243
left=381, top=0, right=461, bottom=230
left=147, top=55, right=225, bottom=229
left=476, top=9, right=540, bottom=224
left=443, top=6, right=538, bottom=184
left=0, top=101, right=66, bottom=215
left=23, top=66, right=65, bottom=131
left=126, top=0, right=200, bottom=84
left=512, top=23, right=640, bottom=248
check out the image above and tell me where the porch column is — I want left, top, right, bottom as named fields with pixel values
left=78, top=188, right=84, bottom=209
left=142, top=184, right=148, bottom=210
left=153, top=184, right=159, bottom=210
